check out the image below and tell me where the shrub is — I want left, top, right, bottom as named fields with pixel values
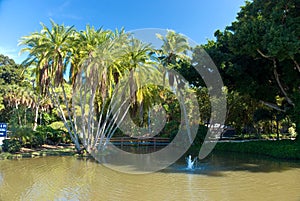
left=30, top=132, right=45, bottom=148
left=36, top=125, right=70, bottom=145
left=193, top=125, right=208, bottom=145
left=2, top=139, right=21, bottom=153
left=214, top=140, right=300, bottom=160
left=10, top=126, right=33, bottom=145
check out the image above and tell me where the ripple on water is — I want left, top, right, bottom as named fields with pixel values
left=0, top=154, right=299, bottom=201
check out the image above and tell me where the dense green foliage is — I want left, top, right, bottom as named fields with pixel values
left=2, top=139, right=21, bottom=153
left=202, top=0, right=300, bottom=141
left=0, top=0, right=299, bottom=157
left=214, top=140, right=300, bottom=160
left=0, top=55, right=26, bottom=121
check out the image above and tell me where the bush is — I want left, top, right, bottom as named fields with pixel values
left=2, top=139, right=21, bottom=153
left=10, top=126, right=33, bottom=144
left=214, top=140, right=300, bottom=160
left=36, top=125, right=70, bottom=145
left=30, top=132, right=45, bottom=148
left=193, top=125, right=208, bottom=145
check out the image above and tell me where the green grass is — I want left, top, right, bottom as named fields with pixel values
left=212, top=140, right=300, bottom=160
left=0, top=148, right=77, bottom=160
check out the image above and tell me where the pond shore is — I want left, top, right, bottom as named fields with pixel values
left=1, top=140, right=299, bottom=160
left=0, top=144, right=89, bottom=160
left=190, top=139, right=300, bottom=160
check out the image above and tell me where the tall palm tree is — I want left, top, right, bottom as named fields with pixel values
left=156, top=30, right=194, bottom=143
left=75, top=28, right=133, bottom=150
left=19, top=32, right=50, bottom=96
left=69, top=25, right=112, bottom=87
left=120, top=38, right=161, bottom=128
left=75, top=31, right=163, bottom=150
left=39, top=20, right=75, bottom=86
left=20, top=20, right=75, bottom=88
left=19, top=20, right=81, bottom=150
left=156, top=30, right=191, bottom=87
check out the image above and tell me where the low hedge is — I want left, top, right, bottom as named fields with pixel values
left=213, top=140, right=300, bottom=160
left=2, top=139, right=21, bottom=153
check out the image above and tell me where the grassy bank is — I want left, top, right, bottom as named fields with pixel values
left=0, top=144, right=93, bottom=160
left=1, top=140, right=299, bottom=161
left=211, top=140, right=300, bottom=160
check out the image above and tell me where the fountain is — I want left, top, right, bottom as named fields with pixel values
left=186, top=155, right=197, bottom=170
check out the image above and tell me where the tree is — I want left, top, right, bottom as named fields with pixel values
left=156, top=30, right=198, bottom=143
left=72, top=28, right=131, bottom=151
left=225, top=0, right=300, bottom=137
left=203, top=0, right=300, bottom=141
left=20, top=21, right=163, bottom=152
left=120, top=38, right=160, bottom=127
left=0, top=54, right=27, bottom=121
left=19, top=20, right=81, bottom=149
left=156, top=30, right=191, bottom=87
left=69, top=25, right=112, bottom=87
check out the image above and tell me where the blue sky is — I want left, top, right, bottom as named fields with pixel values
left=0, top=0, right=245, bottom=64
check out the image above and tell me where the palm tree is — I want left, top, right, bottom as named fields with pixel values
left=19, top=31, right=51, bottom=131
left=156, top=30, right=191, bottom=87
left=20, top=22, right=177, bottom=152
left=69, top=25, right=112, bottom=87
left=156, top=30, right=194, bottom=143
left=3, top=84, right=52, bottom=127
left=120, top=38, right=162, bottom=130
left=74, top=31, right=163, bottom=150
left=19, top=32, right=50, bottom=96
left=74, top=28, right=133, bottom=151
left=38, top=20, right=75, bottom=86
left=19, top=20, right=81, bottom=150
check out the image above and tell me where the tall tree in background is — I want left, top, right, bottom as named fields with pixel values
left=205, top=0, right=300, bottom=140
left=0, top=54, right=26, bottom=121
left=227, top=0, right=300, bottom=133
left=20, top=20, right=81, bottom=149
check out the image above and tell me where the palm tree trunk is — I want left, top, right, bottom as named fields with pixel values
left=33, top=105, right=39, bottom=131
left=49, top=85, right=81, bottom=152
left=24, top=108, right=27, bottom=125
left=179, top=90, right=192, bottom=143
left=61, top=84, right=81, bottom=151
left=148, top=110, right=151, bottom=134
left=33, top=96, right=40, bottom=131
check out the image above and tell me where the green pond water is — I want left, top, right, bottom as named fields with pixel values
left=0, top=152, right=299, bottom=201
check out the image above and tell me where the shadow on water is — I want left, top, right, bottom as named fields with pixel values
left=159, top=151, right=300, bottom=176
left=76, top=146, right=300, bottom=176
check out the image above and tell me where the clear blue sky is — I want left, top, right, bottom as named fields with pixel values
left=0, top=0, right=245, bottom=64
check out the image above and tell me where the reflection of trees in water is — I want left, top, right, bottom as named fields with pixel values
left=0, top=156, right=299, bottom=200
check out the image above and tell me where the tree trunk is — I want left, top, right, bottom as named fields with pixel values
left=256, top=49, right=295, bottom=107
left=33, top=104, right=39, bottom=131
left=33, top=96, right=40, bottom=131
left=49, top=85, right=81, bottom=152
left=276, top=119, right=279, bottom=141
left=296, top=124, right=300, bottom=143
left=273, top=62, right=294, bottom=107
left=179, top=90, right=192, bottom=143
left=148, top=110, right=151, bottom=135
left=24, top=108, right=27, bottom=125
left=291, top=57, right=300, bottom=73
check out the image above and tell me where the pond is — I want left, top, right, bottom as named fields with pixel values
left=0, top=152, right=299, bottom=201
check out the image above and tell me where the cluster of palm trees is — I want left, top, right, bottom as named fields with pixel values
left=19, top=20, right=192, bottom=152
